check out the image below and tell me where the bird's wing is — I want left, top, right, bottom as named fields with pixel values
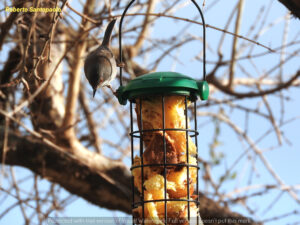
left=84, top=54, right=101, bottom=89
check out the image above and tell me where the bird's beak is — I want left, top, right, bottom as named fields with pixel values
left=93, top=89, right=96, bottom=98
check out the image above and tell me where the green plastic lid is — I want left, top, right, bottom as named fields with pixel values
left=117, top=72, right=209, bottom=105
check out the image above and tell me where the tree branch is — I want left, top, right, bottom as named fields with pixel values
left=0, top=129, right=132, bottom=213
left=278, top=0, right=300, bottom=19
left=0, top=0, right=25, bottom=51
left=0, top=128, right=261, bottom=225
left=228, top=0, right=244, bottom=89
left=78, top=88, right=102, bottom=153
left=207, top=70, right=300, bottom=99
left=130, top=0, right=157, bottom=58
left=61, top=0, right=95, bottom=141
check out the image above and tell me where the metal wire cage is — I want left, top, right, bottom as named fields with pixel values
left=116, top=1, right=208, bottom=224
left=130, top=95, right=200, bottom=225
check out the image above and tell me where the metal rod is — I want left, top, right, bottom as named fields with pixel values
left=118, top=0, right=207, bottom=85
left=130, top=127, right=198, bottom=133
left=194, top=100, right=199, bottom=225
left=133, top=198, right=198, bottom=205
left=130, top=101, right=135, bottom=225
left=139, top=98, right=145, bottom=225
left=131, top=163, right=198, bottom=170
left=118, top=0, right=135, bottom=86
left=162, top=95, right=167, bottom=225
left=190, top=0, right=206, bottom=80
left=130, top=128, right=199, bottom=136
left=185, top=96, right=191, bottom=222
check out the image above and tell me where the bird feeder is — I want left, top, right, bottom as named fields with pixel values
left=116, top=1, right=209, bottom=224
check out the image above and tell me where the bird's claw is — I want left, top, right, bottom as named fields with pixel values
left=107, top=85, right=117, bottom=97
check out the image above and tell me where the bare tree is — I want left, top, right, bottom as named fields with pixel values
left=1, top=0, right=300, bottom=225
left=279, top=0, right=300, bottom=19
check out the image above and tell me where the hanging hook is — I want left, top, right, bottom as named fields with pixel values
left=118, top=0, right=207, bottom=86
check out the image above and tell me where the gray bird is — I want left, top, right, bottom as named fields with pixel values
left=84, top=19, right=117, bottom=97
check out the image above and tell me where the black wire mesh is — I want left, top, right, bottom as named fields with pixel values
left=130, top=94, right=200, bottom=225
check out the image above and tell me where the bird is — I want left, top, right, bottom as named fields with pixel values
left=84, top=19, right=117, bottom=98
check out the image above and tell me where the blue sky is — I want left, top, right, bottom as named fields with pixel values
left=1, top=0, right=300, bottom=224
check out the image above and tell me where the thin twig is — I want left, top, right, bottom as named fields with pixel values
left=10, top=168, right=29, bottom=224
left=116, top=12, right=276, bottom=52
left=131, top=0, right=157, bottom=57
left=1, top=117, right=9, bottom=182
left=228, top=0, right=244, bottom=89
left=61, top=0, right=95, bottom=140
left=79, top=88, right=102, bottom=154
left=198, top=111, right=300, bottom=204
left=256, top=83, right=282, bottom=145
left=66, top=2, right=98, bottom=24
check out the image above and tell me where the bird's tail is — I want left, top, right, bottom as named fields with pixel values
left=93, top=89, right=97, bottom=98
left=102, top=19, right=116, bottom=47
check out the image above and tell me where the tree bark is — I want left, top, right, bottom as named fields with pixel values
left=278, top=0, right=300, bottom=19
left=0, top=129, right=261, bottom=225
